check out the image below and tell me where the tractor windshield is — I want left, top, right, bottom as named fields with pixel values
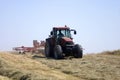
left=57, top=29, right=71, bottom=38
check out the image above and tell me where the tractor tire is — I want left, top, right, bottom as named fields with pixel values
left=54, top=45, right=63, bottom=59
left=73, top=44, right=83, bottom=58
left=45, top=41, right=51, bottom=58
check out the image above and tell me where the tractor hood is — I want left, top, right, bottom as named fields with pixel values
left=62, top=37, right=73, bottom=42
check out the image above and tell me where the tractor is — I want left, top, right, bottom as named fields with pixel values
left=45, top=25, right=83, bottom=59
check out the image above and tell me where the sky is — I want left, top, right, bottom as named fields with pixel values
left=0, top=0, right=120, bottom=53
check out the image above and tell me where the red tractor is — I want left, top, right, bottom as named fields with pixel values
left=45, top=25, right=83, bottom=59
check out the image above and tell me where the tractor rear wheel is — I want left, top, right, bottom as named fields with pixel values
left=54, top=45, right=63, bottom=59
left=45, top=41, right=51, bottom=58
left=73, top=44, right=83, bottom=58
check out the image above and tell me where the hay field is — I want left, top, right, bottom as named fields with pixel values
left=0, top=50, right=120, bottom=80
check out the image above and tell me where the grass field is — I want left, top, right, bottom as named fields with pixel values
left=0, top=50, right=120, bottom=80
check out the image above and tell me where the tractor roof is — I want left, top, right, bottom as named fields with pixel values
left=53, top=25, right=70, bottom=30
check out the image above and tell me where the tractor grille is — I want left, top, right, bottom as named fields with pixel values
left=65, top=42, right=74, bottom=51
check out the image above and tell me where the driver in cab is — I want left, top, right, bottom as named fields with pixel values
left=58, top=30, right=64, bottom=38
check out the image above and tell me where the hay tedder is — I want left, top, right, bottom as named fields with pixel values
left=45, top=25, right=83, bottom=59
left=13, top=40, right=45, bottom=54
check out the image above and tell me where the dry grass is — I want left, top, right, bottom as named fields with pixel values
left=0, top=50, right=120, bottom=80
left=0, top=52, right=79, bottom=80
left=32, top=50, right=120, bottom=80
left=0, top=75, right=11, bottom=80
left=100, top=49, right=120, bottom=55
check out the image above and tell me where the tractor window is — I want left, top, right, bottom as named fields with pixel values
left=57, top=29, right=71, bottom=38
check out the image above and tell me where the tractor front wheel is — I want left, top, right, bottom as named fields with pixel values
left=54, top=45, right=63, bottom=59
left=73, top=44, right=83, bottom=58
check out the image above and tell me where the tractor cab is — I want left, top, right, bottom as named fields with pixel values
left=51, top=26, right=76, bottom=39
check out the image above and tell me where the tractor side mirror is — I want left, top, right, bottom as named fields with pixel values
left=74, top=31, right=77, bottom=35
left=50, top=31, right=53, bottom=35
left=71, top=29, right=77, bottom=35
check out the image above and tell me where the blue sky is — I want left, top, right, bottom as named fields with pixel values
left=0, top=0, right=120, bottom=53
